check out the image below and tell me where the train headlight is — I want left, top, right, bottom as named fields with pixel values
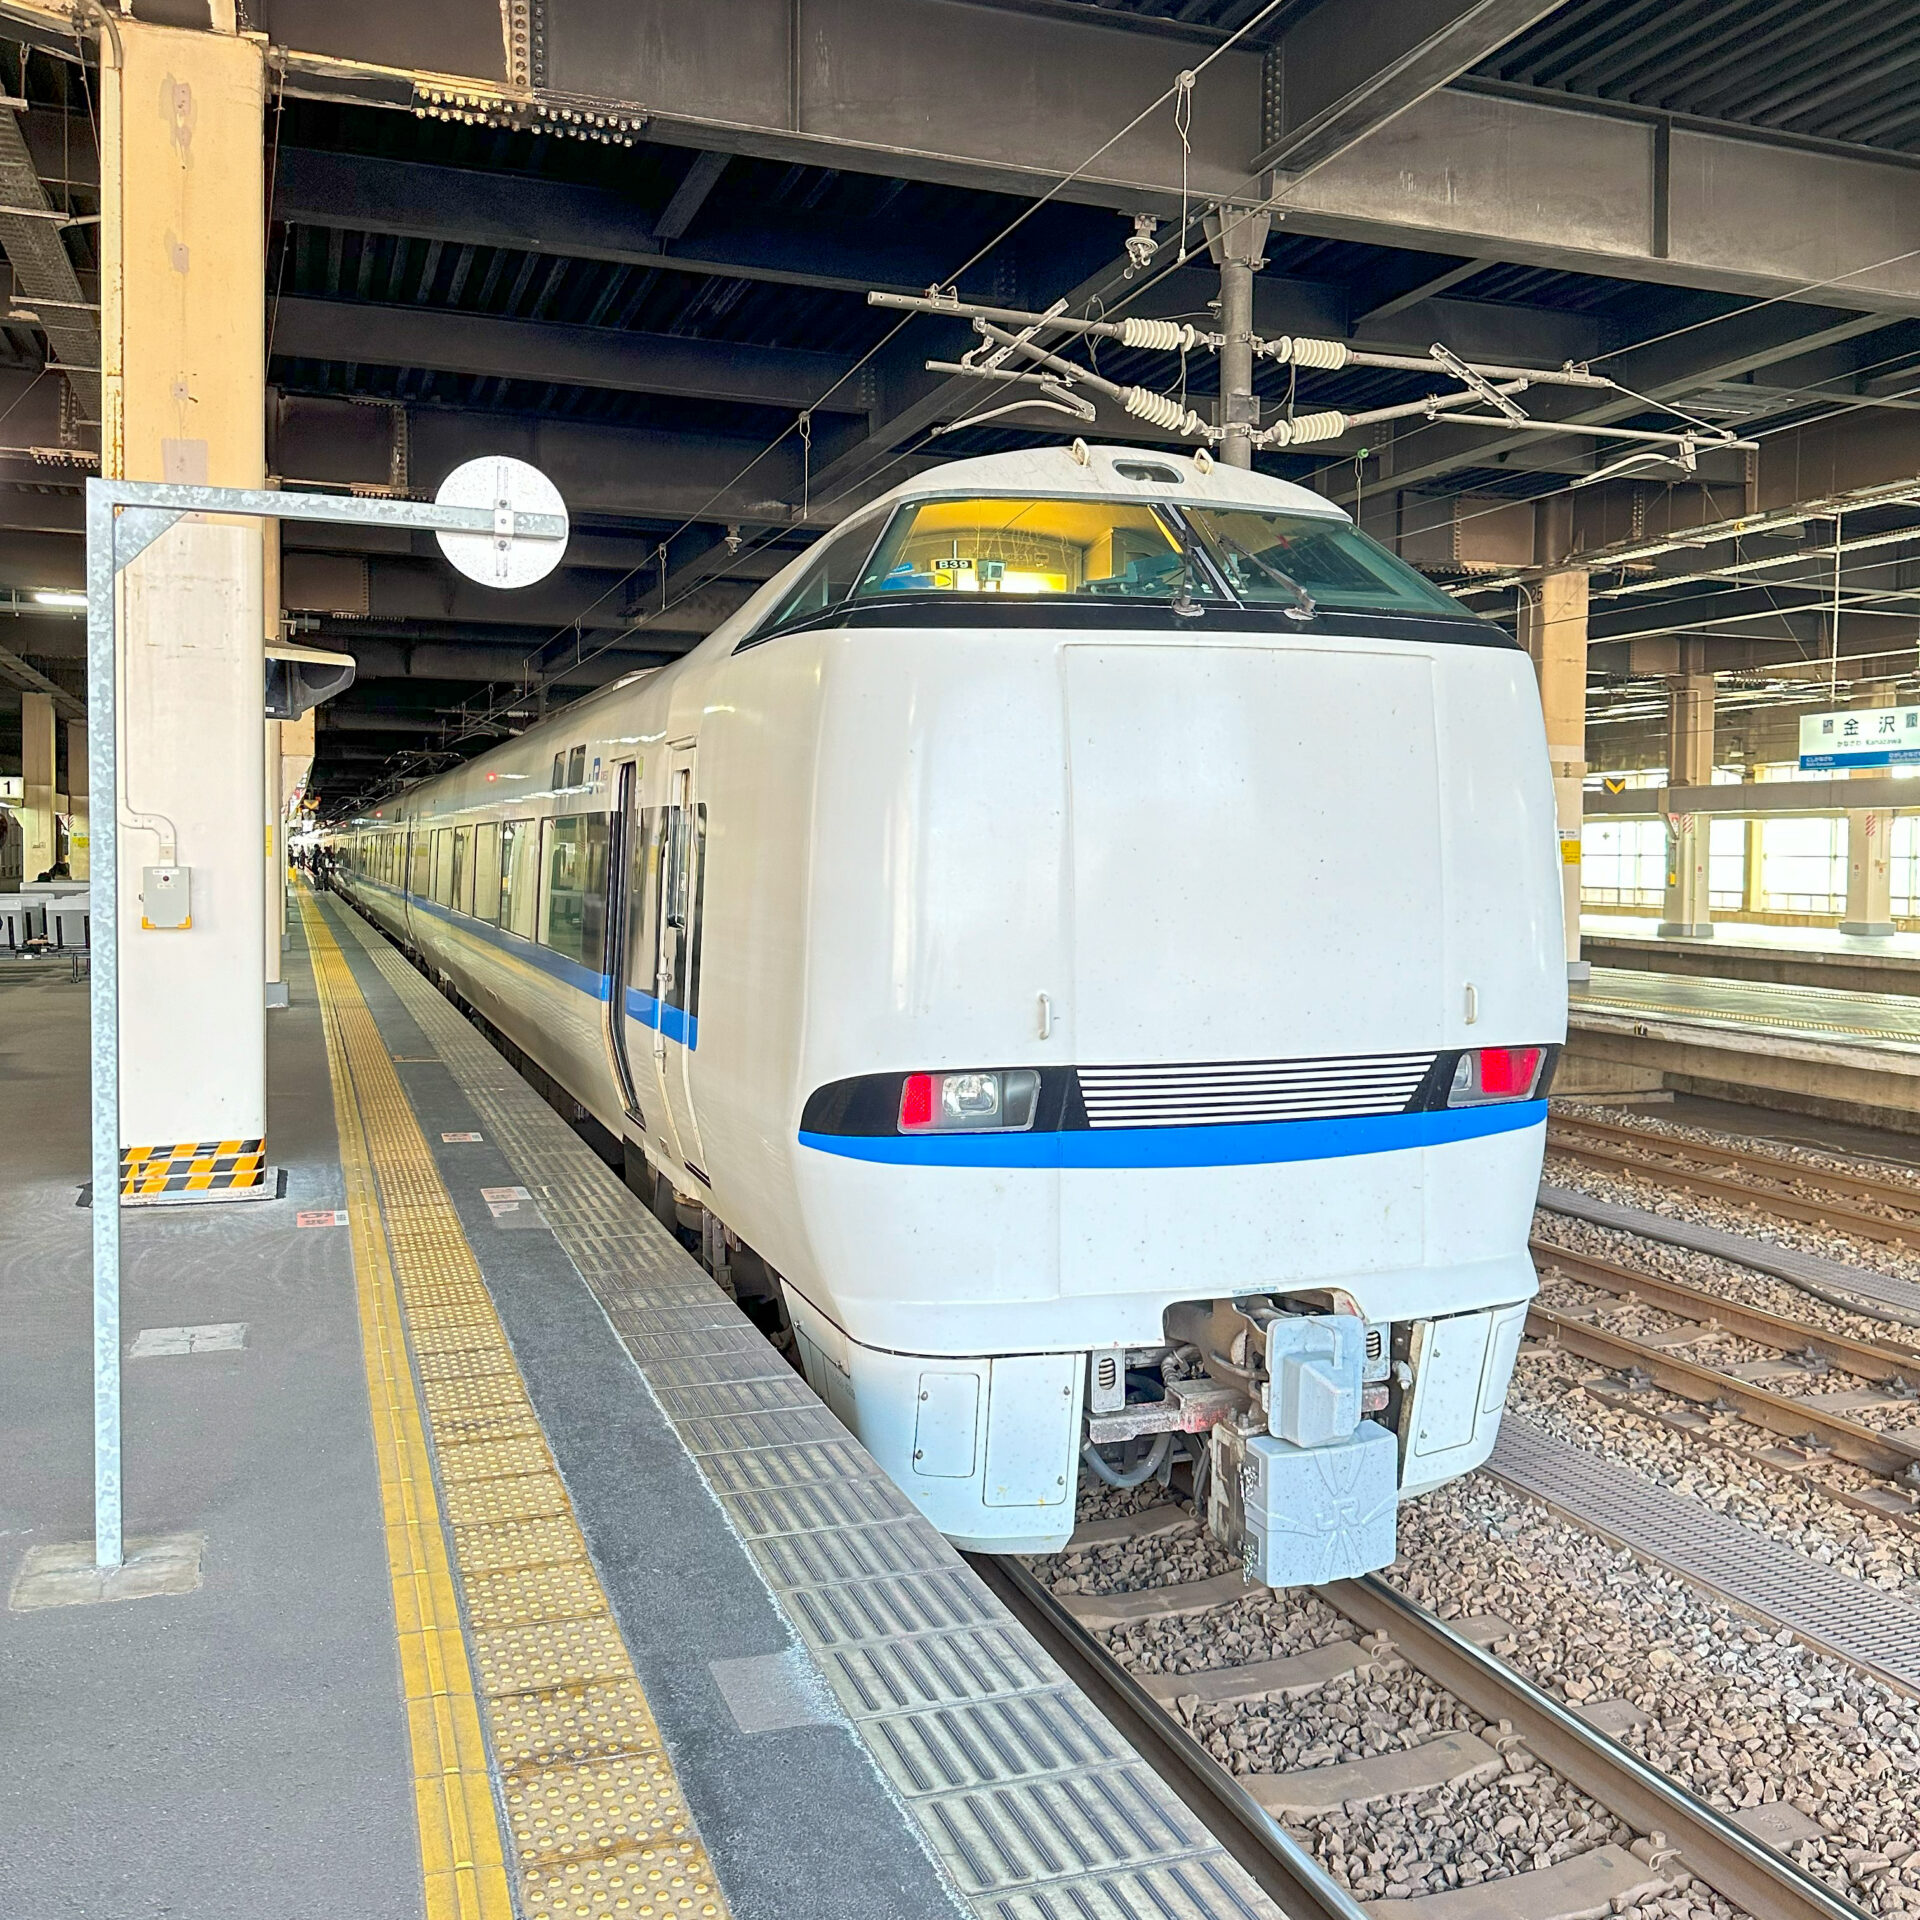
left=1447, top=1046, right=1546, bottom=1105
left=898, top=1069, right=1041, bottom=1133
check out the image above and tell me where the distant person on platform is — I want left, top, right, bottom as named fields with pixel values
left=33, top=858, right=71, bottom=883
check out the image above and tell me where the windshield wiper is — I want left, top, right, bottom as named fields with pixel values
left=1217, top=533, right=1317, bottom=624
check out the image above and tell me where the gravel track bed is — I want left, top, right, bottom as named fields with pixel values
left=1556, top=1102, right=1920, bottom=1196
left=1038, top=1494, right=1722, bottom=1913
left=1398, top=1478, right=1920, bottom=1913
left=1535, top=1276, right=1920, bottom=1431
left=1541, top=1154, right=1920, bottom=1306
left=1509, top=1345, right=1920, bottom=1596
left=1532, top=1207, right=1920, bottom=1349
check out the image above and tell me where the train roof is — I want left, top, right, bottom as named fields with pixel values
left=868, top=444, right=1349, bottom=520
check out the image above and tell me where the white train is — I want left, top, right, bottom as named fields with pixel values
left=334, top=444, right=1565, bottom=1577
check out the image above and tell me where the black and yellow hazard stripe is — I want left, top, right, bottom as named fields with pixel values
left=120, top=1138, right=268, bottom=1196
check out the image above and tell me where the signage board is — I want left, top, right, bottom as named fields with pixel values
left=1798, top=705, right=1920, bottom=770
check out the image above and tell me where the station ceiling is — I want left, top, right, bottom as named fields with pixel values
left=1, top=0, right=1919, bottom=800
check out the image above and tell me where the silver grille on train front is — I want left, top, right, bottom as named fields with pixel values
left=1076, top=1053, right=1437, bottom=1129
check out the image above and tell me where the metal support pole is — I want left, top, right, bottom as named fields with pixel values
left=1206, top=206, right=1269, bottom=470
left=86, top=484, right=120, bottom=1569
left=1218, top=256, right=1254, bottom=469
left=82, top=472, right=566, bottom=1572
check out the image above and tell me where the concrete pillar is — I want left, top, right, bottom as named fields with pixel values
left=66, top=716, right=88, bottom=879
left=1518, top=566, right=1589, bottom=978
left=1659, top=673, right=1715, bottom=938
left=20, top=688, right=54, bottom=878
left=1741, top=771, right=1764, bottom=915
left=102, top=18, right=268, bottom=1189
left=1842, top=809, right=1895, bottom=935
left=263, top=519, right=285, bottom=1004
left=1204, top=206, right=1269, bottom=470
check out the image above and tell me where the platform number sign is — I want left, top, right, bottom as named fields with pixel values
left=1799, top=704, right=1920, bottom=771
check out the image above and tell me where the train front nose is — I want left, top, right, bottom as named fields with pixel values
left=1057, top=638, right=1446, bottom=1291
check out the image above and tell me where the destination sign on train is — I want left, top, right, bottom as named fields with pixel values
left=1799, top=705, right=1920, bottom=770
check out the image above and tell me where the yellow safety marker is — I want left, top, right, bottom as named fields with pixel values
left=302, top=893, right=730, bottom=1920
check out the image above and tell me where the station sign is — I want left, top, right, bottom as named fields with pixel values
left=1798, top=704, right=1920, bottom=770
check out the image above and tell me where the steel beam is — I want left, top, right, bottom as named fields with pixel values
left=272, top=148, right=965, bottom=298
left=1255, top=0, right=1564, bottom=175
left=256, top=1, right=1920, bottom=309
left=271, top=296, right=870, bottom=414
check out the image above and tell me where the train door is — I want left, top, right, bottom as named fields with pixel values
left=650, top=748, right=708, bottom=1181
left=603, top=759, right=646, bottom=1126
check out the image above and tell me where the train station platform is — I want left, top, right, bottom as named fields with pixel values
left=1565, top=960, right=1920, bottom=1133
left=1582, top=914, right=1920, bottom=998
left=1, top=888, right=1281, bottom=1920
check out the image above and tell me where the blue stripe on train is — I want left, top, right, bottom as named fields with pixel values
left=623, top=986, right=699, bottom=1050
left=354, top=877, right=700, bottom=1048
left=797, top=1101, right=1546, bottom=1169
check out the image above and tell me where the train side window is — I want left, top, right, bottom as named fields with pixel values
left=451, top=825, right=472, bottom=915
left=408, top=831, right=430, bottom=897
left=738, top=515, right=885, bottom=648
left=551, top=751, right=566, bottom=793
left=431, top=828, right=454, bottom=908
left=567, top=745, right=587, bottom=788
left=502, top=820, right=539, bottom=937
left=539, top=813, right=611, bottom=968
left=473, top=823, right=502, bottom=926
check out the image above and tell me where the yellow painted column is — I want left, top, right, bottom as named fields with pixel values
left=1659, top=673, right=1716, bottom=938
left=20, top=688, right=54, bottom=877
left=1519, top=567, right=1589, bottom=977
left=101, top=18, right=269, bottom=1191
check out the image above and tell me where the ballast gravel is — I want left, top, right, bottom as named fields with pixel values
left=1395, top=1475, right=1920, bottom=1914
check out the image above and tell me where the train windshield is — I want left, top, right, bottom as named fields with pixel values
left=853, top=498, right=1220, bottom=603
left=849, top=495, right=1464, bottom=618
left=1180, top=507, right=1464, bottom=617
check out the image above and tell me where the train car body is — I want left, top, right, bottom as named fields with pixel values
left=335, top=444, right=1565, bottom=1573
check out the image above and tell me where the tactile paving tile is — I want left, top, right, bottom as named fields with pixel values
left=521, top=1836, right=722, bottom=1920
left=332, top=900, right=1284, bottom=1920
left=1492, top=1416, right=1920, bottom=1694
left=462, top=1559, right=612, bottom=1631
left=303, top=899, right=736, bottom=1920
left=489, top=1678, right=667, bottom=1773
left=442, top=1472, right=573, bottom=1527
left=473, top=1616, right=641, bottom=1698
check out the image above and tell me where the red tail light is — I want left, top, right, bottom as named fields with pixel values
left=1448, top=1046, right=1547, bottom=1106
left=899, top=1073, right=935, bottom=1128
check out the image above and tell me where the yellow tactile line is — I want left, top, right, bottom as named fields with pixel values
left=301, top=891, right=730, bottom=1920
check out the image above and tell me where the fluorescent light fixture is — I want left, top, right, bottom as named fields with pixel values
left=30, top=588, right=86, bottom=608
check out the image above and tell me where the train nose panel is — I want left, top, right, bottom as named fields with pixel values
left=1060, top=641, right=1444, bottom=1062
left=1058, top=641, right=1444, bottom=1294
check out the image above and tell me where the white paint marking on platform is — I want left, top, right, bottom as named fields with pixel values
left=482, top=1184, right=546, bottom=1228
left=8, top=1533, right=206, bottom=1611
left=708, top=1650, right=840, bottom=1735
left=130, top=1323, right=248, bottom=1358
left=296, top=1209, right=347, bottom=1228
left=442, top=1131, right=483, bottom=1143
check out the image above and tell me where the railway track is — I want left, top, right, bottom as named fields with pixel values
left=1545, top=1114, right=1920, bottom=1253
left=1526, top=1238, right=1920, bottom=1497
left=979, top=1522, right=1865, bottom=1920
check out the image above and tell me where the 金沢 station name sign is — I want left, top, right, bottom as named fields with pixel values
left=1799, top=705, right=1920, bottom=770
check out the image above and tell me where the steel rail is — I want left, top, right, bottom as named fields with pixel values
left=970, top=1553, right=1369, bottom=1920
left=1327, top=1578, right=1865, bottom=1920
left=1551, top=1115, right=1920, bottom=1218
left=1529, top=1301, right=1920, bottom=1483
left=1530, top=1237, right=1920, bottom=1383
left=983, top=1549, right=1864, bottom=1920
left=1545, top=1126, right=1920, bottom=1254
